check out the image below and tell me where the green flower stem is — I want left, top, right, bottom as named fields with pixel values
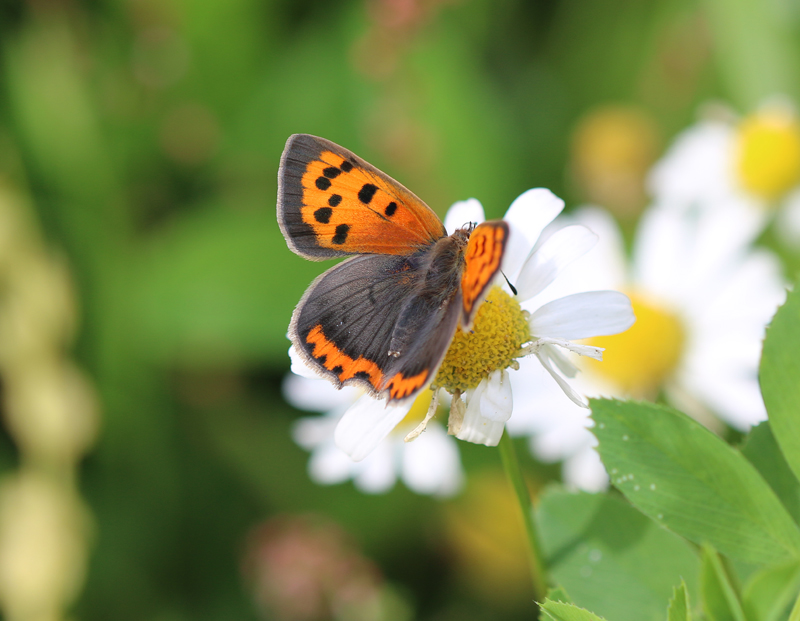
left=498, top=429, right=548, bottom=604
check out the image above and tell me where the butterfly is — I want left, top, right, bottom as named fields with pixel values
left=278, top=134, right=508, bottom=404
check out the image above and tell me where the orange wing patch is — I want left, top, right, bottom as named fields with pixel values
left=279, top=134, right=447, bottom=259
left=299, top=150, right=444, bottom=254
left=461, top=221, right=509, bottom=329
left=384, top=370, right=429, bottom=401
left=306, top=324, right=384, bottom=390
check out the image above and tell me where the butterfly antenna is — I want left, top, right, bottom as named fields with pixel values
left=502, top=272, right=517, bottom=296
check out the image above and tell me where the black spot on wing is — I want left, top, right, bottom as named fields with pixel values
left=332, top=224, right=350, bottom=244
left=314, top=207, right=332, bottom=223
left=385, top=201, right=397, bottom=216
left=328, top=194, right=342, bottom=207
left=358, top=183, right=378, bottom=204
left=316, top=176, right=331, bottom=190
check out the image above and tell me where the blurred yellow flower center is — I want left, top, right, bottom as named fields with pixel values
left=434, top=287, right=530, bottom=393
left=735, top=108, right=800, bottom=200
left=571, top=105, right=659, bottom=216
left=583, top=291, right=684, bottom=396
left=398, top=390, right=434, bottom=428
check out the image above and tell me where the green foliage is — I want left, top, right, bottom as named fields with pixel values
left=547, top=586, right=574, bottom=604
left=667, top=580, right=692, bottom=621
left=741, top=423, right=800, bottom=525
left=591, top=398, right=800, bottom=565
left=700, top=544, right=746, bottom=621
left=761, top=285, right=800, bottom=485
left=742, top=560, right=800, bottom=621
left=537, top=488, right=697, bottom=621
left=540, top=600, right=609, bottom=621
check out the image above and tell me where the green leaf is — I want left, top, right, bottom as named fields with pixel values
left=742, top=559, right=800, bottom=621
left=537, top=487, right=698, bottom=621
left=547, top=586, right=574, bottom=604
left=540, top=600, right=608, bottom=621
left=591, top=399, right=800, bottom=565
left=760, top=284, right=800, bottom=485
left=741, top=422, right=800, bottom=526
left=700, top=544, right=746, bottom=621
left=667, top=579, right=692, bottom=621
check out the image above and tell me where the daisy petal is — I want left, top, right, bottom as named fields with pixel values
left=647, top=120, right=736, bottom=204
left=541, top=342, right=581, bottom=377
left=501, top=221, right=533, bottom=282
left=289, top=346, right=319, bottom=379
left=283, top=373, right=361, bottom=412
left=515, top=225, right=598, bottom=302
left=501, top=189, right=566, bottom=278
left=307, top=443, right=356, bottom=485
left=562, top=446, right=609, bottom=492
left=353, top=444, right=397, bottom=493
left=535, top=350, right=588, bottom=408
left=479, top=369, right=513, bottom=422
left=455, top=371, right=512, bottom=446
left=402, top=425, right=464, bottom=497
left=291, top=415, right=339, bottom=450
left=445, top=198, right=485, bottom=235
left=503, top=189, right=566, bottom=247
left=531, top=338, right=604, bottom=361
left=505, top=356, right=586, bottom=437
left=334, top=394, right=413, bottom=461
left=776, top=188, right=800, bottom=248
left=529, top=291, right=635, bottom=340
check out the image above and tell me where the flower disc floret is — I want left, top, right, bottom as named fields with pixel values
left=434, top=287, right=530, bottom=393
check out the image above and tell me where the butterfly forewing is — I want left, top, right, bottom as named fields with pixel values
left=461, top=221, right=509, bottom=329
left=278, top=134, right=447, bottom=260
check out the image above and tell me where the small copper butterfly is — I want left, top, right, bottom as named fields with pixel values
left=278, top=134, right=508, bottom=403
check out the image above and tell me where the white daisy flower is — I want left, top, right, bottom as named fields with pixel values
left=290, top=189, right=634, bottom=467
left=507, top=202, right=786, bottom=490
left=441, top=190, right=634, bottom=448
left=284, top=357, right=463, bottom=496
left=649, top=98, right=800, bottom=247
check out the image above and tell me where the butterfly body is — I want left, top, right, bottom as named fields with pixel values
left=279, top=134, right=508, bottom=403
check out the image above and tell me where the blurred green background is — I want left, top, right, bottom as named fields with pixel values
left=0, top=0, right=797, bottom=619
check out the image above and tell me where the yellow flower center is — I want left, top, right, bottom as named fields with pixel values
left=582, top=291, right=685, bottom=396
left=735, top=107, right=800, bottom=200
left=434, top=287, right=530, bottom=393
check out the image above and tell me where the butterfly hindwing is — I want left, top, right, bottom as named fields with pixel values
left=290, top=251, right=462, bottom=403
left=461, top=220, right=509, bottom=329
left=278, top=134, right=447, bottom=260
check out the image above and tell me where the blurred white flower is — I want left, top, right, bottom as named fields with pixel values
left=507, top=203, right=786, bottom=491
left=284, top=366, right=463, bottom=497
left=649, top=99, right=800, bottom=247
